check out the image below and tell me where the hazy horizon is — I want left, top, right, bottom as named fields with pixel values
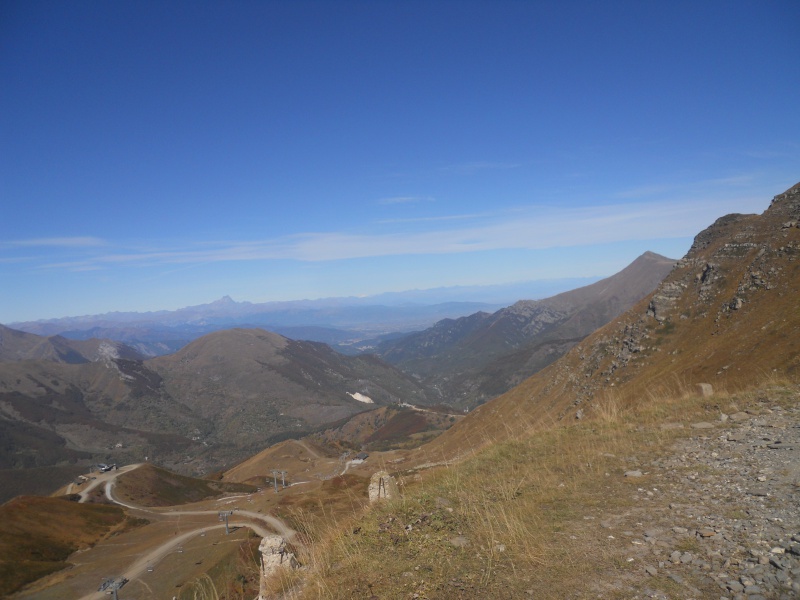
left=6, top=272, right=606, bottom=324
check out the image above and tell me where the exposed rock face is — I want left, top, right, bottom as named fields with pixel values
left=369, top=470, right=399, bottom=502
left=257, top=534, right=299, bottom=599
left=646, top=281, right=684, bottom=322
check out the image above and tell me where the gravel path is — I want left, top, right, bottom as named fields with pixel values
left=591, top=397, right=800, bottom=599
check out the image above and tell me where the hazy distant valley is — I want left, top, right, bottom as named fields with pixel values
left=4, top=0, right=798, bottom=596
left=9, top=277, right=600, bottom=357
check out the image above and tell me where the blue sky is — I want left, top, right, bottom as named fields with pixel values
left=2, top=0, right=799, bottom=323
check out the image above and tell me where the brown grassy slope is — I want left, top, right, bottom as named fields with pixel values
left=268, top=182, right=800, bottom=599
left=308, top=404, right=462, bottom=453
left=220, top=438, right=331, bottom=484
left=277, top=382, right=799, bottom=600
left=422, top=183, right=800, bottom=460
left=0, top=496, right=126, bottom=597
left=112, top=463, right=255, bottom=507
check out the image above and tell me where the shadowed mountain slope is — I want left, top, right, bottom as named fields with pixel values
left=0, top=324, right=143, bottom=364
left=147, top=328, right=434, bottom=449
left=0, top=496, right=127, bottom=597
left=427, top=182, right=800, bottom=457
left=376, top=251, right=676, bottom=408
left=0, top=326, right=433, bottom=499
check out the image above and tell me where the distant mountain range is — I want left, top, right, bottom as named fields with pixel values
left=3, top=183, right=798, bottom=599
left=374, top=251, right=676, bottom=408
left=6, top=277, right=600, bottom=356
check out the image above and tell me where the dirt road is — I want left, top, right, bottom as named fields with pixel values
left=103, top=474, right=297, bottom=541
left=68, top=464, right=298, bottom=600
left=292, top=439, right=322, bottom=459
left=73, top=463, right=142, bottom=502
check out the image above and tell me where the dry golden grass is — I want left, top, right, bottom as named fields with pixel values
left=176, top=534, right=262, bottom=600
left=260, top=382, right=798, bottom=599
left=0, top=496, right=128, bottom=596
left=113, top=463, right=256, bottom=507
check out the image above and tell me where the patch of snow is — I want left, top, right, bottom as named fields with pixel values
left=348, top=392, right=374, bottom=404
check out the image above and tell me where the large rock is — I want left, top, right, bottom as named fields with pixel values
left=257, top=534, right=299, bottom=600
left=368, top=470, right=399, bottom=502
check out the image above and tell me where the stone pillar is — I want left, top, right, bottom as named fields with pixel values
left=258, top=534, right=299, bottom=600
left=368, top=470, right=398, bottom=502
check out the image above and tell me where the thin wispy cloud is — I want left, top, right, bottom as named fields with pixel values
left=377, top=196, right=434, bottom=205
left=67, top=265, right=105, bottom=272
left=377, top=213, right=486, bottom=224
left=614, top=174, right=763, bottom=201
left=614, top=184, right=674, bottom=199
left=741, top=141, right=800, bottom=160
left=0, top=256, right=34, bottom=264
left=4, top=236, right=106, bottom=248
left=438, top=161, right=521, bottom=174
left=28, top=195, right=765, bottom=271
left=704, top=175, right=756, bottom=187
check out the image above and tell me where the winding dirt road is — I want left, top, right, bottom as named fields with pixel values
left=71, top=464, right=297, bottom=600
left=103, top=474, right=297, bottom=540
left=69, top=463, right=142, bottom=502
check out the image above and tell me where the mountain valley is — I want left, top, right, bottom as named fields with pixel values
left=0, top=183, right=798, bottom=599
left=0, top=328, right=435, bottom=501
left=0, top=254, right=669, bottom=501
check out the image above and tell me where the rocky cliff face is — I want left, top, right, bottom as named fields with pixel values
left=257, top=534, right=299, bottom=599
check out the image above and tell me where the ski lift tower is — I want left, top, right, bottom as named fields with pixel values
left=270, top=470, right=281, bottom=493
left=98, top=576, right=128, bottom=600
left=218, top=510, right=235, bottom=534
